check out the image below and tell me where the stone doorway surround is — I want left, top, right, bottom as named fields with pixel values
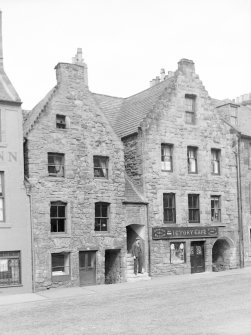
left=212, top=237, right=235, bottom=272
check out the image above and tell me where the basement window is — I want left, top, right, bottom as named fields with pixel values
left=51, top=253, right=70, bottom=280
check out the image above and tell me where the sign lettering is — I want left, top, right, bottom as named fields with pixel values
left=152, top=226, right=218, bottom=240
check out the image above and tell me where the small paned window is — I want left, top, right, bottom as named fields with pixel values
left=0, top=251, right=21, bottom=286
left=170, top=242, right=185, bottom=264
left=187, top=147, right=198, bottom=173
left=56, top=115, right=66, bottom=129
left=185, top=95, right=196, bottom=124
left=94, top=156, right=109, bottom=178
left=211, top=196, right=221, bottom=222
left=51, top=253, right=70, bottom=278
left=95, top=202, right=109, bottom=231
left=50, top=201, right=66, bottom=233
left=48, top=153, right=65, bottom=177
left=0, top=172, right=5, bottom=221
left=161, top=144, right=173, bottom=171
left=188, top=194, right=200, bottom=223
left=163, top=193, right=176, bottom=223
left=211, top=149, right=220, bottom=175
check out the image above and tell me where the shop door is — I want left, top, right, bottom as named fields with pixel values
left=190, top=241, right=205, bottom=274
left=79, top=251, right=96, bottom=286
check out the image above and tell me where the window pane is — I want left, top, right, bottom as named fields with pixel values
left=50, top=205, right=57, bottom=217
left=95, top=204, right=101, bottom=217
left=57, top=219, right=65, bottom=232
left=51, top=219, right=58, bottom=232
left=100, top=218, right=107, bottom=231
left=101, top=204, right=107, bottom=217
left=58, top=205, right=65, bottom=218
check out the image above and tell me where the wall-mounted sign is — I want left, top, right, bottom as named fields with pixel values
left=152, top=226, right=218, bottom=240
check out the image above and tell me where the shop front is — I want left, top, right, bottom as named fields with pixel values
left=152, top=226, right=219, bottom=274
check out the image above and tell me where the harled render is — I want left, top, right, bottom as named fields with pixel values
left=0, top=12, right=32, bottom=293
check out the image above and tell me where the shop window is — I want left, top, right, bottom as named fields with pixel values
left=94, top=156, right=109, bottom=178
left=56, top=114, right=66, bottom=129
left=188, top=194, right=200, bottom=223
left=211, top=196, right=221, bottom=222
left=161, top=144, right=173, bottom=171
left=48, top=153, right=65, bottom=177
left=170, top=242, right=185, bottom=264
left=185, top=94, right=196, bottom=124
left=95, top=202, right=109, bottom=231
left=187, top=146, right=198, bottom=173
left=51, top=253, right=70, bottom=279
left=50, top=201, right=67, bottom=233
left=211, top=149, right=220, bottom=175
left=163, top=193, right=176, bottom=223
left=0, top=172, right=5, bottom=221
left=0, top=251, right=21, bottom=286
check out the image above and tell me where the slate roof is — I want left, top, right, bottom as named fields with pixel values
left=92, top=93, right=123, bottom=130
left=124, top=174, right=147, bottom=203
left=0, top=67, right=21, bottom=103
left=93, top=76, right=174, bottom=138
left=23, top=86, right=57, bottom=137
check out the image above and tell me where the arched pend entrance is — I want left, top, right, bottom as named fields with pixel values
left=212, top=239, right=231, bottom=272
left=126, top=224, right=146, bottom=270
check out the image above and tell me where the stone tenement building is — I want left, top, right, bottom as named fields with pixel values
left=23, top=51, right=128, bottom=290
left=95, top=59, right=242, bottom=276
left=23, top=49, right=251, bottom=289
left=0, top=12, right=32, bottom=294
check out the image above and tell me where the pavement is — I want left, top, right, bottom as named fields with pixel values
left=1, top=266, right=251, bottom=306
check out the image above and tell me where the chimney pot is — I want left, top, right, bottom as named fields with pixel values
left=160, top=68, right=165, bottom=81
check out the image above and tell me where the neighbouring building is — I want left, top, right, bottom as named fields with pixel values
left=23, top=50, right=127, bottom=290
left=0, top=12, right=32, bottom=293
left=95, top=59, right=241, bottom=276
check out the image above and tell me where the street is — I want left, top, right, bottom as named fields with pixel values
left=0, top=268, right=251, bottom=335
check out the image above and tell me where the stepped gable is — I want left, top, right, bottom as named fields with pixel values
left=23, top=87, right=57, bottom=137
left=124, top=174, right=147, bottom=203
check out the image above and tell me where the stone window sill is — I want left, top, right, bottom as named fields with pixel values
left=51, top=234, right=71, bottom=238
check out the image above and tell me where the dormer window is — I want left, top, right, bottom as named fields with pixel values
left=56, top=114, right=66, bottom=129
left=185, top=94, right=196, bottom=124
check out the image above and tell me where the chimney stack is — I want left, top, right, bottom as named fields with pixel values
left=178, top=59, right=195, bottom=76
left=0, top=11, right=3, bottom=68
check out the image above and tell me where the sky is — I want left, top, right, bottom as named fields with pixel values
left=0, top=0, right=251, bottom=110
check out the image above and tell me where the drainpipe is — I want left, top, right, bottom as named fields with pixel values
left=146, top=203, right=151, bottom=276
left=25, top=178, right=36, bottom=292
left=235, top=134, right=244, bottom=268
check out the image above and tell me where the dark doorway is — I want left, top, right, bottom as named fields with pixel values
left=79, top=251, right=96, bottom=286
left=212, top=239, right=230, bottom=271
left=190, top=241, right=205, bottom=274
left=105, top=249, right=121, bottom=284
